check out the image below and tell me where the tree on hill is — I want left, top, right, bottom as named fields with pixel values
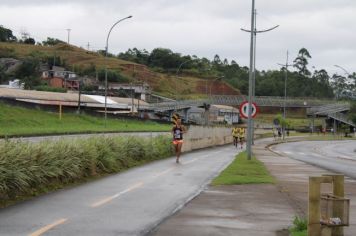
left=24, top=37, right=36, bottom=45
left=118, top=48, right=149, bottom=65
left=97, top=69, right=129, bottom=83
left=148, top=48, right=183, bottom=70
left=42, top=37, right=64, bottom=46
left=0, top=25, right=17, bottom=42
left=293, top=48, right=311, bottom=76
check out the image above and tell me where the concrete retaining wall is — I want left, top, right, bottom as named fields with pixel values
left=180, top=126, right=273, bottom=153
left=182, top=126, right=233, bottom=152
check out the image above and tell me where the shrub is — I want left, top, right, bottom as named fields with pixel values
left=290, top=215, right=307, bottom=236
left=34, top=85, right=67, bottom=93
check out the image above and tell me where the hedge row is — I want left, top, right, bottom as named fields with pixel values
left=0, top=135, right=173, bottom=201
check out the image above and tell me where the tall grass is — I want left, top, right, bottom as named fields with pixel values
left=0, top=135, right=173, bottom=204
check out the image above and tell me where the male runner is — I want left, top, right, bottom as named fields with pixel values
left=239, top=126, right=245, bottom=149
left=232, top=126, right=239, bottom=148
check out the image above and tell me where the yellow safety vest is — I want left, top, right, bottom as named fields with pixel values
left=232, top=128, right=239, bottom=137
left=239, top=128, right=245, bottom=137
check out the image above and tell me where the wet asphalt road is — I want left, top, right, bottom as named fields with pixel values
left=0, top=144, right=240, bottom=236
left=271, top=140, right=356, bottom=179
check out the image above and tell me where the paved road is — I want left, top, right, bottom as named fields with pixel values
left=271, top=140, right=356, bottom=179
left=0, top=145, right=240, bottom=236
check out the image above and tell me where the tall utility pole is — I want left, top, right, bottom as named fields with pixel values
left=251, top=9, right=257, bottom=145
left=66, top=29, right=71, bottom=44
left=242, top=2, right=279, bottom=160
left=175, top=59, right=192, bottom=111
left=246, top=0, right=255, bottom=160
left=278, top=51, right=293, bottom=140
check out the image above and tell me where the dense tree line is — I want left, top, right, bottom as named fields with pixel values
left=118, top=47, right=347, bottom=98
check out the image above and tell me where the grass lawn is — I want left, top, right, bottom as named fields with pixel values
left=211, top=151, right=275, bottom=185
left=255, top=113, right=324, bottom=128
left=0, top=102, right=170, bottom=137
left=290, top=230, right=307, bottom=236
left=305, top=133, right=356, bottom=141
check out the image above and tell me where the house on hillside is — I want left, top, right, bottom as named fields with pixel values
left=41, top=66, right=79, bottom=90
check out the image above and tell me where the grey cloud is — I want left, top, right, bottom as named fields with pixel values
left=0, top=0, right=355, bottom=73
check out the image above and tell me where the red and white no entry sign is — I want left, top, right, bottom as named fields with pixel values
left=239, top=101, right=258, bottom=119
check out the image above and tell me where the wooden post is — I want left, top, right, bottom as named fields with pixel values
left=332, top=175, right=344, bottom=236
left=59, top=102, right=62, bottom=120
left=308, top=177, right=321, bottom=236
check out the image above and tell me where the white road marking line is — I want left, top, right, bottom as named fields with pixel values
left=338, top=156, right=355, bottom=160
left=28, top=218, right=68, bottom=236
left=154, top=167, right=174, bottom=178
left=210, top=151, right=223, bottom=155
left=182, top=158, right=198, bottom=165
left=298, top=152, right=306, bottom=155
left=91, top=182, right=144, bottom=208
left=284, top=151, right=292, bottom=154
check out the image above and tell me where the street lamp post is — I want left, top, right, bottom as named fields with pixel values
left=334, top=65, right=350, bottom=76
left=104, top=15, right=132, bottom=126
left=278, top=50, right=293, bottom=139
left=174, top=59, right=193, bottom=114
left=333, top=64, right=351, bottom=134
left=175, top=59, right=193, bottom=102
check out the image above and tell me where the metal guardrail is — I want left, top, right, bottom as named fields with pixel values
left=328, top=112, right=355, bottom=127
left=307, top=104, right=350, bottom=115
left=145, top=95, right=343, bottom=112
left=211, top=95, right=340, bottom=107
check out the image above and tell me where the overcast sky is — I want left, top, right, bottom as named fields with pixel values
left=1, top=0, right=355, bottom=75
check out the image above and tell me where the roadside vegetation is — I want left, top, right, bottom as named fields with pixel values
left=0, top=135, right=174, bottom=208
left=211, top=151, right=274, bottom=185
left=289, top=216, right=307, bottom=236
left=0, top=102, right=170, bottom=137
left=255, top=113, right=325, bottom=130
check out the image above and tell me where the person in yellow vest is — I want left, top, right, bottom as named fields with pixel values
left=231, top=126, right=239, bottom=148
left=238, top=126, right=246, bottom=149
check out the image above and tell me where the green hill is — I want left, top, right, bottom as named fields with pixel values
left=0, top=42, right=240, bottom=99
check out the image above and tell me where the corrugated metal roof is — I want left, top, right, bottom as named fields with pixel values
left=0, top=88, right=148, bottom=107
